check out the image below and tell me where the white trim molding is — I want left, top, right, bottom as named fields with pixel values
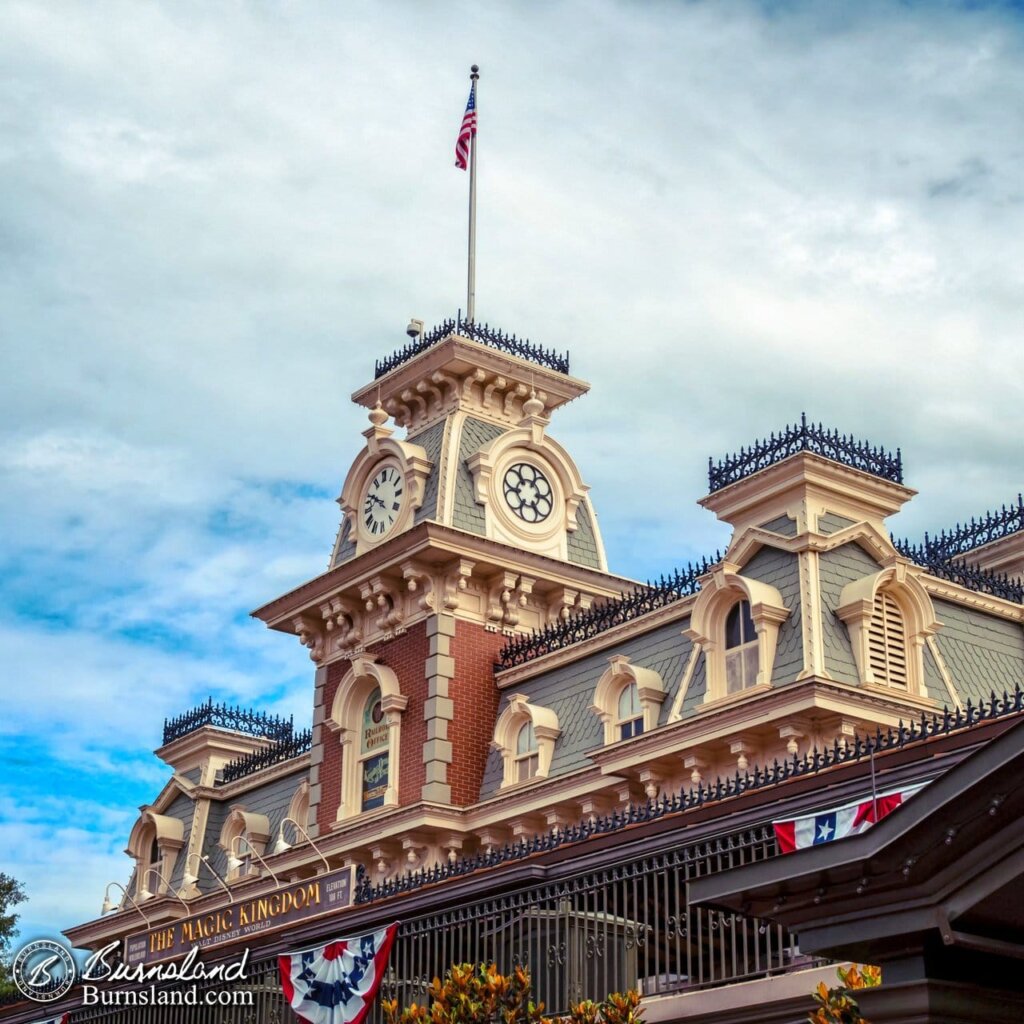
left=328, top=656, right=408, bottom=821
left=836, top=560, right=940, bottom=698
left=590, top=655, right=666, bottom=744
left=684, top=562, right=790, bottom=703
left=492, top=693, right=561, bottom=788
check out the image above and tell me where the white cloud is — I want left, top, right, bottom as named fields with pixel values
left=1, top=0, right=1023, bottom=945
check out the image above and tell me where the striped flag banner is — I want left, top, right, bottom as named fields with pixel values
left=455, top=80, right=477, bottom=170
left=279, top=923, right=399, bottom=1024
left=773, top=783, right=927, bottom=854
left=30, top=1015, right=69, bottom=1024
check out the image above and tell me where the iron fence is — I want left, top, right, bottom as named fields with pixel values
left=708, top=413, right=903, bottom=492
left=374, top=313, right=570, bottom=379
left=163, top=699, right=294, bottom=746
left=59, top=825, right=798, bottom=1024
left=496, top=558, right=717, bottom=670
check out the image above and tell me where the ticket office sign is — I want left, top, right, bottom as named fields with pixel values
left=124, top=865, right=355, bottom=966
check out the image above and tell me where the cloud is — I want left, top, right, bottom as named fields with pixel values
left=1, top=0, right=1023, bottom=940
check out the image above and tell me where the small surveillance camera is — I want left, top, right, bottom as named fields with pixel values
left=406, top=318, right=424, bottom=339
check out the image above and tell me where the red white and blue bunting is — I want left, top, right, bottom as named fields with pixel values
left=279, top=923, right=398, bottom=1024
left=773, top=783, right=926, bottom=854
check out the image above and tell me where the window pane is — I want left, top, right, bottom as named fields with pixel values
left=726, top=650, right=742, bottom=693
left=516, top=721, right=537, bottom=755
left=517, top=754, right=538, bottom=781
left=617, top=682, right=640, bottom=719
left=618, top=718, right=643, bottom=741
left=725, top=603, right=742, bottom=649
left=743, top=645, right=759, bottom=688
left=740, top=600, right=756, bottom=644
left=361, top=686, right=387, bottom=754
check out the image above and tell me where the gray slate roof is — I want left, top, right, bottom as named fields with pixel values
left=480, top=618, right=694, bottom=799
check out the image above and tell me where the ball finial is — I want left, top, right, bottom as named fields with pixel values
left=368, top=402, right=388, bottom=428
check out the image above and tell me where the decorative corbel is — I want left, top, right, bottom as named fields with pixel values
left=321, top=596, right=363, bottom=650
left=415, top=379, right=443, bottom=413
left=486, top=571, right=520, bottom=627
left=400, top=388, right=427, bottom=422
left=461, top=368, right=486, bottom=402
left=503, top=383, right=528, bottom=417
left=431, top=370, right=459, bottom=404
left=482, top=375, right=507, bottom=411
left=442, top=559, right=475, bottom=611
left=401, top=561, right=435, bottom=613
left=503, top=575, right=534, bottom=628
left=293, top=614, right=325, bottom=663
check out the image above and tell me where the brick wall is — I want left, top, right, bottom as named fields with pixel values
left=315, top=623, right=429, bottom=832
left=448, top=621, right=504, bottom=806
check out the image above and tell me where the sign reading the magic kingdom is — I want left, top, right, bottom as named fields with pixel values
left=124, top=866, right=355, bottom=967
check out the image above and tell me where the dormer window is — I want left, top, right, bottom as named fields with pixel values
left=616, top=682, right=644, bottom=740
left=493, top=695, right=560, bottom=788
left=725, top=599, right=758, bottom=694
left=837, top=564, right=939, bottom=699
left=515, top=722, right=539, bottom=781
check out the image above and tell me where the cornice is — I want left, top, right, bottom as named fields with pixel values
left=589, top=677, right=941, bottom=776
left=920, top=575, right=1024, bottom=621
left=251, top=521, right=636, bottom=629
left=190, top=753, right=310, bottom=801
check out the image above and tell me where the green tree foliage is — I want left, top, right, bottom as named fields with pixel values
left=809, top=964, right=881, bottom=1024
left=0, top=873, right=28, bottom=995
left=382, top=962, right=642, bottom=1024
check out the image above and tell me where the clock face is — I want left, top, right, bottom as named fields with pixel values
left=503, top=463, right=553, bottom=523
left=362, top=465, right=404, bottom=537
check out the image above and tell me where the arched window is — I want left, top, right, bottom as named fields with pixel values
left=359, top=686, right=390, bottom=811
left=515, top=721, right=539, bottom=782
left=327, top=657, right=407, bottom=821
left=616, top=682, right=643, bottom=740
left=725, top=599, right=758, bottom=694
left=867, top=591, right=908, bottom=688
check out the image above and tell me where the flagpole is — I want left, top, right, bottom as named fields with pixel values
left=466, top=64, right=479, bottom=324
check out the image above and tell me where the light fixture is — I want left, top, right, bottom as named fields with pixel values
left=272, top=817, right=331, bottom=872
left=138, top=868, right=190, bottom=910
left=179, top=853, right=234, bottom=903
left=229, top=835, right=280, bottom=886
left=100, top=882, right=152, bottom=926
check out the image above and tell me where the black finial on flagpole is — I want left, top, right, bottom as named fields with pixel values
left=471, top=65, right=479, bottom=78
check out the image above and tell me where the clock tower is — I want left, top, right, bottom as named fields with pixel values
left=253, top=318, right=630, bottom=835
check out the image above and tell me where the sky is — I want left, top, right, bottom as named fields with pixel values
left=1, top=0, right=1022, bottom=947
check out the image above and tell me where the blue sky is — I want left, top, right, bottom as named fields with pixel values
left=1, top=0, right=1023, bottom=946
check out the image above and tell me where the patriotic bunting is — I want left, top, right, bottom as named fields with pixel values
left=773, top=784, right=926, bottom=854
left=30, top=1015, right=69, bottom=1024
left=279, top=923, right=398, bottom=1024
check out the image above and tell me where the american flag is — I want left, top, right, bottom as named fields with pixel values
left=455, top=81, right=476, bottom=170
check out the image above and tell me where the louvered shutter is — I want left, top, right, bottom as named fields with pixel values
left=867, top=591, right=908, bottom=687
